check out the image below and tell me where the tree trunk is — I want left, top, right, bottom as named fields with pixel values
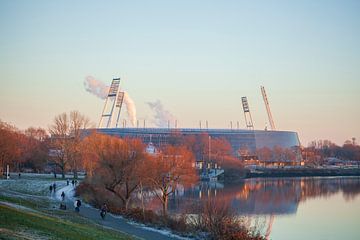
left=61, top=167, right=65, bottom=179
left=140, top=182, right=145, bottom=220
left=162, top=194, right=168, bottom=217
left=125, top=198, right=130, bottom=211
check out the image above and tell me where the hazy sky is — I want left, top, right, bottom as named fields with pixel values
left=0, top=0, right=359, bottom=145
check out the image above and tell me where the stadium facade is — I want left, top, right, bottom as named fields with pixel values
left=85, top=128, right=300, bottom=155
left=90, top=78, right=301, bottom=161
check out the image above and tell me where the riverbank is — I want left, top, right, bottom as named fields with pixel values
left=0, top=203, right=132, bottom=240
left=245, top=167, right=360, bottom=178
left=0, top=178, right=134, bottom=240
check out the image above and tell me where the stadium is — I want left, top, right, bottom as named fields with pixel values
left=86, top=78, right=301, bottom=162
left=89, top=127, right=300, bottom=156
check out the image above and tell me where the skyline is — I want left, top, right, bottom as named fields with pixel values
left=1, top=0, right=359, bottom=145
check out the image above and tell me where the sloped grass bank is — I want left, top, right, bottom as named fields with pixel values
left=0, top=204, right=133, bottom=240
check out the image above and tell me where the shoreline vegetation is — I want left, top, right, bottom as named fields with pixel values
left=218, top=166, right=360, bottom=184
left=244, top=167, right=360, bottom=179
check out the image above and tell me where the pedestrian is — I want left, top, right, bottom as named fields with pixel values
left=49, top=185, right=53, bottom=193
left=71, top=180, right=75, bottom=186
left=61, top=191, right=65, bottom=201
left=18, top=173, right=21, bottom=178
left=100, top=203, right=108, bottom=219
left=67, top=179, right=69, bottom=186
left=53, top=183, right=56, bottom=191
left=59, top=203, right=66, bottom=210
left=74, top=199, right=81, bottom=212
left=74, top=180, right=78, bottom=185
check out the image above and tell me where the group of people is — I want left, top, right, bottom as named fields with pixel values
left=50, top=179, right=108, bottom=219
left=66, top=179, right=78, bottom=186
left=49, top=182, right=57, bottom=193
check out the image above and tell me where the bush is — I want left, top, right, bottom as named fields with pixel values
left=120, top=207, right=161, bottom=225
left=189, top=199, right=265, bottom=240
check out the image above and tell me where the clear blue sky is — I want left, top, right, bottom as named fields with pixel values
left=0, top=0, right=359, bottom=145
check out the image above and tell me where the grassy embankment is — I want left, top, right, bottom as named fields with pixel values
left=0, top=177, right=135, bottom=240
left=0, top=204, right=133, bottom=240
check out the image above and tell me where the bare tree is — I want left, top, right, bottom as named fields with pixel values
left=69, top=111, right=90, bottom=178
left=49, top=111, right=90, bottom=178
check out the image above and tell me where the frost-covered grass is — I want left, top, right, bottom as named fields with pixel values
left=0, top=204, right=133, bottom=240
left=0, top=177, right=135, bottom=240
left=0, top=194, right=48, bottom=210
left=0, top=178, right=66, bottom=196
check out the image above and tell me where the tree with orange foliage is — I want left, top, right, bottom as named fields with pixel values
left=256, top=147, right=272, bottom=162
left=210, top=137, right=234, bottom=165
left=85, top=134, right=148, bottom=210
left=22, top=127, right=49, bottom=171
left=0, top=121, right=21, bottom=175
left=145, top=145, right=197, bottom=216
left=80, top=131, right=105, bottom=177
left=183, top=133, right=209, bottom=161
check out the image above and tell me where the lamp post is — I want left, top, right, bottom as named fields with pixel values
left=208, top=136, right=211, bottom=168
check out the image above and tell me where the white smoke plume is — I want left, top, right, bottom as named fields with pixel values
left=83, top=76, right=137, bottom=126
left=123, top=92, right=137, bottom=126
left=147, top=100, right=176, bottom=128
left=84, top=76, right=108, bottom=99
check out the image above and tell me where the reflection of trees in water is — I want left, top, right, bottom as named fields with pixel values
left=168, top=177, right=360, bottom=215
left=299, top=177, right=360, bottom=203
left=166, top=177, right=360, bottom=240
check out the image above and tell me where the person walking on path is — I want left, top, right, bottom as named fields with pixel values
left=61, top=191, right=65, bottom=201
left=53, top=183, right=56, bottom=191
left=74, top=199, right=81, bottom=212
left=49, top=185, right=53, bottom=194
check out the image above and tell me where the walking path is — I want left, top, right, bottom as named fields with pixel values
left=55, top=184, right=185, bottom=240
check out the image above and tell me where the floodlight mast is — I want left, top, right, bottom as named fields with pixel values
left=241, top=97, right=254, bottom=130
left=261, top=86, right=276, bottom=130
left=115, top=92, right=125, bottom=128
left=98, top=78, right=124, bottom=128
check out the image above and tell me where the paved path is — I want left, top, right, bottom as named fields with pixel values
left=55, top=185, right=183, bottom=240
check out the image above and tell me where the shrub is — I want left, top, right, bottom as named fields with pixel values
left=189, top=199, right=265, bottom=240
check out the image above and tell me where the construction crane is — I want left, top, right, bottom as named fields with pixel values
left=261, top=86, right=276, bottom=130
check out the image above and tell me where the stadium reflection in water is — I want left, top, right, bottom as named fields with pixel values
left=169, top=177, right=360, bottom=215
left=167, top=177, right=360, bottom=240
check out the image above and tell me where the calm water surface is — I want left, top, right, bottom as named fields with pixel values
left=167, top=177, right=360, bottom=240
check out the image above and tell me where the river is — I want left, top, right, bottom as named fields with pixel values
left=166, top=176, right=360, bottom=240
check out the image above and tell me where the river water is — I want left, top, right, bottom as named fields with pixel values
left=167, top=177, right=360, bottom=240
